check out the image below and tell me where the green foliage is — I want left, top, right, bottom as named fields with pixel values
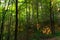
left=0, top=0, right=60, bottom=40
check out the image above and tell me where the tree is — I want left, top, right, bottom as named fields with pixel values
left=14, top=0, right=18, bottom=40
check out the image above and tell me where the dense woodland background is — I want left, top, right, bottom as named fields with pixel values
left=0, top=0, right=60, bottom=40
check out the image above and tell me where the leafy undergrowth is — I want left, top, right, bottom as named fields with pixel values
left=31, top=31, right=60, bottom=40
left=55, top=32, right=60, bottom=36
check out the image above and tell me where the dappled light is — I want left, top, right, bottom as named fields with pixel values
left=0, top=0, right=60, bottom=40
left=42, top=26, right=52, bottom=35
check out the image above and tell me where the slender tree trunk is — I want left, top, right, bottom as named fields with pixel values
left=7, top=13, right=12, bottom=40
left=50, top=0, right=55, bottom=35
left=32, top=0, right=34, bottom=34
left=36, top=0, right=40, bottom=40
left=14, top=0, right=18, bottom=40
left=36, top=0, right=39, bottom=24
left=0, top=8, right=6, bottom=40
left=27, top=1, right=32, bottom=40
left=6, top=0, right=11, bottom=40
left=25, top=0, right=28, bottom=40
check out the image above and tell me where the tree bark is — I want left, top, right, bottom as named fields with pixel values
left=14, top=0, right=18, bottom=40
left=50, top=0, right=55, bottom=35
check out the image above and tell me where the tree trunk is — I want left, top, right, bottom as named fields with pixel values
left=14, top=0, right=18, bottom=40
left=50, top=0, right=55, bottom=35
left=0, top=8, right=6, bottom=40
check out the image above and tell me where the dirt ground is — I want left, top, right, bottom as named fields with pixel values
left=40, top=37, right=60, bottom=40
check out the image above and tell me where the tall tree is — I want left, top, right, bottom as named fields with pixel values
left=25, top=0, right=29, bottom=39
left=0, top=8, right=6, bottom=40
left=50, top=0, right=55, bottom=35
left=0, top=0, right=7, bottom=39
left=14, top=0, right=18, bottom=40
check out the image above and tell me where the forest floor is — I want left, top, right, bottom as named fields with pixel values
left=40, top=36, right=60, bottom=40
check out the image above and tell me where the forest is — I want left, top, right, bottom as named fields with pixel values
left=0, top=0, right=60, bottom=40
